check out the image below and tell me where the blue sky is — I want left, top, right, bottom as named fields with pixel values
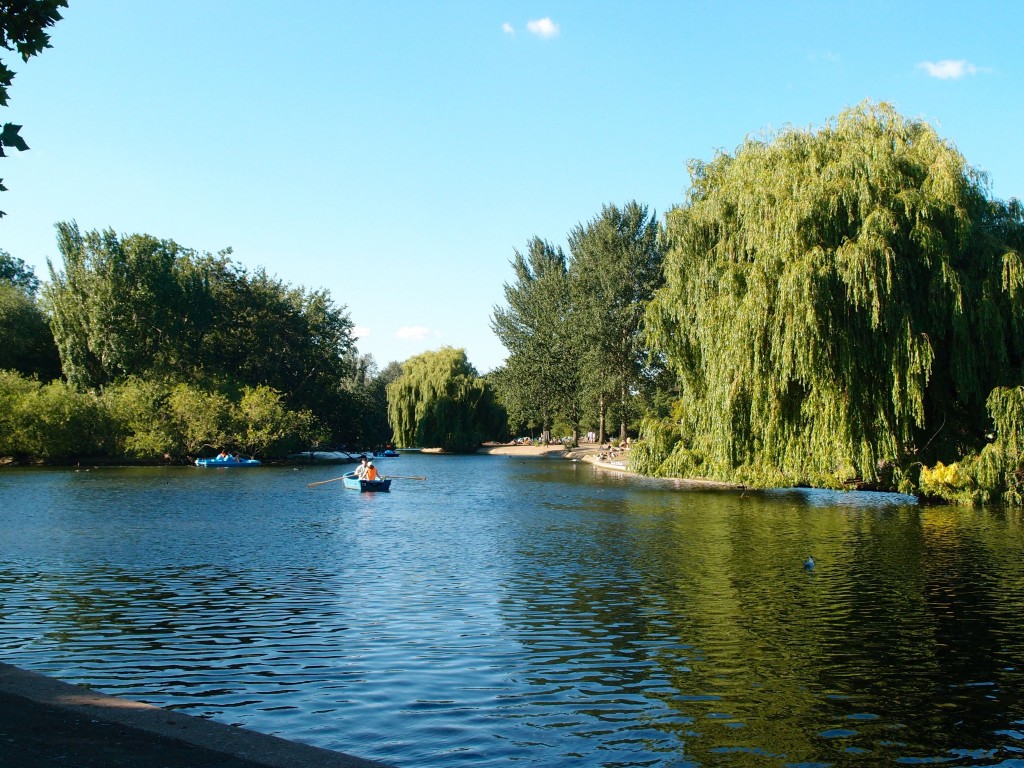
left=2, top=1, right=1021, bottom=373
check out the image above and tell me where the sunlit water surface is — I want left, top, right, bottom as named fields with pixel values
left=2, top=455, right=1024, bottom=767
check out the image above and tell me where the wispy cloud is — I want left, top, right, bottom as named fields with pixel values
left=527, top=17, right=559, bottom=38
left=808, top=50, right=840, bottom=63
left=917, top=59, right=982, bottom=79
left=502, top=22, right=514, bottom=35
left=395, top=326, right=431, bottom=340
left=352, top=325, right=370, bottom=340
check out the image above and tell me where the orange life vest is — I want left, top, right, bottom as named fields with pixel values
left=366, top=466, right=378, bottom=481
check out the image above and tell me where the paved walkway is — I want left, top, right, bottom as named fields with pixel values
left=0, top=663, right=392, bottom=768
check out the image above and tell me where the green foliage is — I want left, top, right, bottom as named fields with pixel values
left=569, top=201, right=665, bottom=442
left=646, top=101, right=1024, bottom=488
left=0, top=372, right=110, bottom=460
left=491, top=237, right=584, bottom=438
left=337, top=356, right=401, bottom=449
left=387, top=347, right=505, bottom=452
left=0, top=281, right=60, bottom=379
left=45, top=222, right=202, bottom=387
left=491, top=206, right=665, bottom=446
left=918, top=460, right=984, bottom=505
left=920, top=386, right=1024, bottom=505
left=628, top=418, right=681, bottom=475
left=165, top=383, right=233, bottom=456
left=101, top=377, right=177, bottom=460
left=0, top=0, right=67, bottom=213
left=0, top=369, right=37, bottom=456
left=43, top=222, right=359, bottom=445
left=0, top=370, right=325, bottom=463
left=0, top=248, right=40, bottom=292
left=0, top=250, right=60, bottom=378
left=233, top=384, right=315, bottom=457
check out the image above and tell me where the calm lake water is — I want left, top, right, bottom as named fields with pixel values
left=2, top=455, right=1024, bottom=767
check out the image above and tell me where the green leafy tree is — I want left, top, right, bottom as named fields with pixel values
left=491, top=237, right=585, bottom=442
left=568, top=201, right=665, bottom=443
left=0, top=369, right=36, bottom=456
left=0, top=0, right=67, bottom=215
left=233, top=384, right=315, bottom=458
left=102, top=377, right=177, bottom=460
left=0, top=250, right=60, bottom=378
left=0, top=247, right=39, bottom=291
left=196, top=260, right=355, bottom=417
left=387, top=347, right=505, bottom=452
left=645, top=101, right=1024, bottom=489
left=166, top=382, right=233, bottom=456
left=44, top=222, right=196, bottom=387
left=0, top=375, right=110, bottom=461
left=338, top=355, right=401, bottom=449
left=43, top=222, right=359, bottom=444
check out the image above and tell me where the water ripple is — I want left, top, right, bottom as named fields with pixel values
left=2, top=462, right=1024, bottom=766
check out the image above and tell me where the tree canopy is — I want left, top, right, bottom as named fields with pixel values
left=643, top=101, right=1024, bottom=489
left=491, top=237, right=584, bottom=439
left=43, top=221, right=359, bottom=445
left=387, top=347, right=505, bottom=452
left=0, top=249, right=59, bottom=378
left=569, top=201, right=665, bottom=442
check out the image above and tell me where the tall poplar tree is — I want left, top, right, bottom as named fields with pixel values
left=569, top=201, right=664, bottom=442
left=491, top=237, right=584, bottom=441
left=645, top=101, right=1024, bottom=488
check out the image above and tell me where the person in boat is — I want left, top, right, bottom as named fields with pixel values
left=218, top=450, right=228, bottom=460
left=354, top=457, right=369, bottom=479
left=365, top=461, right=379, bottom=481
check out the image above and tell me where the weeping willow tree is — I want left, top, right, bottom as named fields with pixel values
left=386, top=347, right=506, bottom=452
left=643, top=101, right=1024, bottom=491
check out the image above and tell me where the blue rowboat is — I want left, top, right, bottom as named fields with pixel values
left=342, top=472, right=392, bottom=492
left=196, top=456, right=261, bottom=467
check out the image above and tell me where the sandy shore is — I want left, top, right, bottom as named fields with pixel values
left=476, top=443, right=574, bottom=458
left=475, top=443, right=741, bottom=491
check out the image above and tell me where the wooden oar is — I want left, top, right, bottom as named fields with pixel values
left=307, top=473, right=353, bottom=488
left=385, top=475, right=427, bottom=480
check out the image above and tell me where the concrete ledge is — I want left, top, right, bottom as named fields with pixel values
left=0, top=662, right=393, bottom=768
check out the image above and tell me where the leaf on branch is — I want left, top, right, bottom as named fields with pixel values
left=0, top=123, right=29, bottom=152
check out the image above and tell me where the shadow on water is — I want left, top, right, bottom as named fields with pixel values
left=1, top=459, right=1024, bottom=766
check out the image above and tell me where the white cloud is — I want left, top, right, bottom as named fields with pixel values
left=352, top=325, right=371, bottom=340
left=527, top=17, right=559, bottom=37
left=395, top=326, right=431, bottom=340
left=502, top=22, right=514, bottom=35
left=917, top=59, right=979, bottom=79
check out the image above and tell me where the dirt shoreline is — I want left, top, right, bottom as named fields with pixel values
left=475, top=442, right=742, bottom=491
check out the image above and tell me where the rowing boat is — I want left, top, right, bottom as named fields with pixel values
left=342, top=472, right=392, bottom=492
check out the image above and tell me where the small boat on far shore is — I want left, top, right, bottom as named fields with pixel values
left=287, top=450, right=358, bottom=464
left=196, top=456, right=261, bottom=467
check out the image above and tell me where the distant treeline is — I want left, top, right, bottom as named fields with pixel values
left=1, top=223, right=396, bottom=463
